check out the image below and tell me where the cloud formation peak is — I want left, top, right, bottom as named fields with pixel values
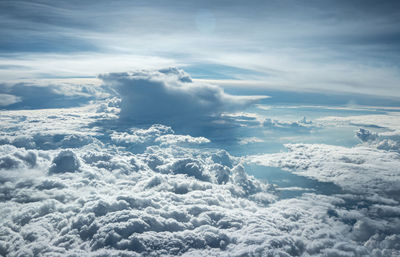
left=99, top=68, right=268, bottom=126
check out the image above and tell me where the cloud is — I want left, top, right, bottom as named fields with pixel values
left=1, top=0, right=400, bottom=101
left=246, top=143, right=400, bottom=197
left=238, top=137, right=264, bottom=145
left=99, top=68, right=267, bottom=128
left=1, top=105, right=400, bottom=256
left=318, top=113, right=400, bottom=133
left=0, top=82, right=109, bottom=110
left=111, top=124, right=210, bottom=148
left=48, top=150, right=81, bottom=174
left=357, top=128, right=400, bottom=153
left=0, top=93, right=21, bottom=107
left=319, top=114, right=400, bottom=153
left=263, top=116, right=314, bottom=132
left=220, top=112, right=264, bottom=127
left=0, top=145, right=37, bottom=170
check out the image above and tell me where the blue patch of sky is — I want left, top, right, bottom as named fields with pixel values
left=225, top=87, right=400, bottom=107
left=182, top=64, right=265, bottom=80
left=245, top=164, right=344, bottom=199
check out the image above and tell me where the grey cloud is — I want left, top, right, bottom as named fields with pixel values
left=0, top=145, right=37, bottom=170
left=49, top=150, right=81, bottom=174
left=99, top=68, right=267, bottom=129
left=0, top=82, right=106, bottom=110
left=357, top=128, right=400, bottom=153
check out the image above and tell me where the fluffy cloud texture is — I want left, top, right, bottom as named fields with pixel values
left=99, top=68, right=268, bottom=127
left=357, top=128, right=400, bottom=153
left=1, top=103, right=399, bottom=257
left=1, top=70, right=400, bottom=256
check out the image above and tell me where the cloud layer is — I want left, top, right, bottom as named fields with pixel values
left=1, top=103, right=400, bottom=256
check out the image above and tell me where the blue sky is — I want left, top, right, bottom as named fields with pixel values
left=1, top=0, right=400, bottom=99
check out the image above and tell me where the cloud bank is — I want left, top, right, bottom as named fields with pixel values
left=1, top=103, right=400, bottom=256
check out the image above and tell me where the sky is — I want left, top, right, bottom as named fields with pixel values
left=1, top=0, right=400, bottom=98
left=1, top=1, right=400, bottom=257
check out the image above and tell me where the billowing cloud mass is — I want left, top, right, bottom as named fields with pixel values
left=1, top=100, right=400, bottom=257
left=1, top=69, right=400, bottom=256
left=99, top=68, right=268, bottom=127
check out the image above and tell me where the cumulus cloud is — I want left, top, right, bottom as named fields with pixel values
left=111, top=124, right=210, bottom=148
left=1, top=94, right=400, bottom=256
left=0, top=105, right=103, bottom=152
left=99, top=68, right=268, bottom=127
left=357, top=128, right=400, bottom=153
left=0, top=145, right=37, bottom=170
left=49, top=150, right=81, bottom=174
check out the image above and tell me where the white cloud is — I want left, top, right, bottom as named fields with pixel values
left=238, top=137, right=265, bottom=145
left=0, top=94, right=399, bottom=256
left=246, top=143, right=400, bottom=196
left=0, top=93, right=21, bottom=106
left=111, top=124, right=209, bottom=148
left=318, top=113, right=400, bottom=133
left=0, top=81, right=109, bottom=109
left=263, top=116, right=314, bottom=131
